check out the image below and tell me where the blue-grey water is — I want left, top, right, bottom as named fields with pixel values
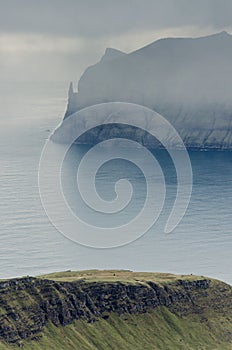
left=0, top=82, right=231, bottom=284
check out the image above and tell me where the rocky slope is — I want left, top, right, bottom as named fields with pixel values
left=55, top=31, right=232, bottom=149
left=0, top=270, right=231, bottom=349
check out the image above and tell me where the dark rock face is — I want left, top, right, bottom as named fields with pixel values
left=0, top=276, right=230, bottom=343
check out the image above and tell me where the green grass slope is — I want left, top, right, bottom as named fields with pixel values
left=0, top=270, right=231, bottom=350
left=2, top=309, right=232, bottom=350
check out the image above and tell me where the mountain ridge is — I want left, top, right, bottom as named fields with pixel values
left=58, top=32, right=232, bottom=149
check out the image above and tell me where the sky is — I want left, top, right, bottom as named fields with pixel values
left=0, top=0, right=232, bottom=82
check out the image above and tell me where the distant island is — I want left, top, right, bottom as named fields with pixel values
left=0, top=270, right=231, bottom=349
left=53, top=31, right=232, bottom=149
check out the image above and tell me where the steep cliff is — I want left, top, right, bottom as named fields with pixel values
left=0, top=270, right=231, bottom=349
left=56, top=31, right=232, bottom=149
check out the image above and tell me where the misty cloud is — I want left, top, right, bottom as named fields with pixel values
left=0, top=0, right=232, bottom=82
left=1, top=0, right=232, bottom=38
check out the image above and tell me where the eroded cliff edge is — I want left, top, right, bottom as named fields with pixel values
left=0, top=270, right=231, bottom=347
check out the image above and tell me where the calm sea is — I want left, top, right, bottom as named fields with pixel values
left=0, top=82, right=231, bottom=284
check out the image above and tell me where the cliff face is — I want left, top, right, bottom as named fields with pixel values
left=0, top=271, right=231, bottom=346
left=57, top=32, right=232, bottom=149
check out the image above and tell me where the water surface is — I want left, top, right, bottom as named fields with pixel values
left=0, top=82, right=231, bottom=284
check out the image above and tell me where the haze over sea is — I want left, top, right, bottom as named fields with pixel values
left=0, top=81, right=231, bottom=284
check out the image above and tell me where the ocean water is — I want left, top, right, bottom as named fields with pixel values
left=0, top=82, right=232, bottom=284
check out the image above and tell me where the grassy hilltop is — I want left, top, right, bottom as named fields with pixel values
left=0, top=270, right=231, bottom=349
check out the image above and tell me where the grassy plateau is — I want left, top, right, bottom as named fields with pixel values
left=0, top=270, right=231, bottom=349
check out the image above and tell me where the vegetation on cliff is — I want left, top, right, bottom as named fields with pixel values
left=0, top=270, right=231, bottom=349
